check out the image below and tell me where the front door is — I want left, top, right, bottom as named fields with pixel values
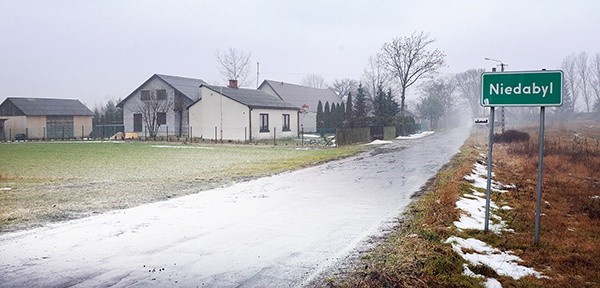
left=133, top=114, right=143, bottom=132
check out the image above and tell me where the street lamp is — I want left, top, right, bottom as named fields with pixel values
left=485, top=57, right=507, bottom=133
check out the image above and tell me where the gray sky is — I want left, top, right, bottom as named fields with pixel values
left=1, top=0, right=599, bottom=108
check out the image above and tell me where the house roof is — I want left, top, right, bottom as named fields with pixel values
left=0, top=97, right=93, bottom=116
left=198, top=85, right=299, bottom=110
left=258, top=80, right=342, bottom=112
left=118, top=74, right=207, bottom=107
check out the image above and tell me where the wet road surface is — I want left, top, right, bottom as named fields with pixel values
left=0, top=124, right=470, bottom=287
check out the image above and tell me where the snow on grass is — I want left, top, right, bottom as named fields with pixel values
left=151, top=145, right=215, bottom=149
left=365, top=139, right=393, bottom=146
left=446, top=159, right=546, bottom=286
left=446, top=236, right=544, bottom=280
left=453, top=191, right=512, bottom=234
left=395, top=131, right=434, bottom=140
left=463, top=162, right=514, bottom=192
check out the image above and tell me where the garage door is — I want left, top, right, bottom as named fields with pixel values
left=47, top=116, right=74, bottom=139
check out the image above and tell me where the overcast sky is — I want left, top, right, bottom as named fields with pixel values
left=1, top=0, right=599, bottom=108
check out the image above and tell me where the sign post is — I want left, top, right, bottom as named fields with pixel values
left=480, top=70, right=562, bottom=244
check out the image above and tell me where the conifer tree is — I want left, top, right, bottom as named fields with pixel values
left=316, top=100, right=324, bottom=133
left=345, top=92, right=354, bottom=127
left=324, top=101, right=331, bottom=132
left=354, top=84, right=368, bottom=127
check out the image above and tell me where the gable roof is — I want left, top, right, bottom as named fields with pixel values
left=258, top=80, right=342, bottom=112
left=118, top=74, right=207, bottom=107
left=198, top=85, right=299, bottom=110
left=0, top=97, right=93, bottom=116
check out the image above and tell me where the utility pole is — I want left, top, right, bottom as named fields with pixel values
left=256, top=62, right=260, bottom=88
left=485, top=57, right=508, bottom=133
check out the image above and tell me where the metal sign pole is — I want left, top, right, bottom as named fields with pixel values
left=484, top=107, right=495, bottom=233
left=534, top=106, right=546, bottom=244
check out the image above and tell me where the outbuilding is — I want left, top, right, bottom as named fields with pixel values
left=0, top=97, right=93, bottom=140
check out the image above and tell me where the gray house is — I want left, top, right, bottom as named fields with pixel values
left=118, top=74, right=207, bottom=137
left=0, top=97, right=93, bottom=140
left=258, top=80, right=342, bottom=132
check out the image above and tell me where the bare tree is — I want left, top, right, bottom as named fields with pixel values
left=562, top=53, right=579, bottom=112
left=591, top=52, right=600, bottom=111
left=576, top=52, right=592, bottom=112
left=301, top=74, right=327, bottom=88
left=215, top=47, right=251, bottom=86
left=381, top=31, right=446, bottom=117
left=362, top=53, right=393, bottom=100
left=329, top=78, right=358, bottom=100
left=454, top=69, right=485, bottom=117
left=133, top=91, right=173, bottom=138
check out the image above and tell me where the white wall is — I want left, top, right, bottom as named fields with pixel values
left=250, top=108, right=298, bottom=140
left=189, top=87, right=250, bottom=141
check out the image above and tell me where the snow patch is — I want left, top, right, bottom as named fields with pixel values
left=0, top=187, right=12, bottom=191
left=365, top=140, right=393, bottom=146
left=152, top=145, right=214, bottom=149
left=447, top=159, right=545, bottom=286
left=446, top=236, right=544, bottom=280
left=396, top=131, right=434, bottom=140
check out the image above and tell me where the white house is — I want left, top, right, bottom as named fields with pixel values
left=118, top=74, right=207, bottom=137
left=188, top=81, right=299, bottom=141
left=258, top=80, right=342, bottom=133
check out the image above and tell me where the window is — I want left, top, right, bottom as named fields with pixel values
left=157, top=112, right=167, bottom=125
left=260, top=113, right=269, bottom=132
left=282, top=114, right=290, bottom=131
left=133, top=114, right=143, bottom=132
left=140, top=90, right=151, bottom=101
left=156, top=89, right=167, bottom=100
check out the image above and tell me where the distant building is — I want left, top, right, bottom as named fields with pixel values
left=0, top=97, right=93, bottom=140
left=258, top=80, right=342, bottom=133
left=117, top=74, right=207, bottom=137
left=188, top=80, right=299, bottom=141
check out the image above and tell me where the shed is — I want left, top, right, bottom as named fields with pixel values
left=0, top=97, right=93, bottom=140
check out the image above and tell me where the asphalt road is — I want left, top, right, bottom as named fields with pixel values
left=0, top=123, right=470, bottom=287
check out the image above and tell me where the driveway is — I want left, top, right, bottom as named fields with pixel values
left=0, top=123, right=470, bottom=287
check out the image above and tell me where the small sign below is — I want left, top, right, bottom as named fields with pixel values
left=475, top=118, right=488, bottom=125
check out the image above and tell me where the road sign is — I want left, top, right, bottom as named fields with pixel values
left=481, top=70, right=563, bottom=107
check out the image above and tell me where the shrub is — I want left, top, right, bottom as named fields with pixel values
left=494, top=130, right=530, bottom=143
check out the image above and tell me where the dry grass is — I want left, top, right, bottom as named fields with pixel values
left=489, top=124, right=600, bottom=287
left=325, top=119, right=600, bottom=287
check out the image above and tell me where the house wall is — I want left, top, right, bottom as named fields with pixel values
left=2, top=116, right=27, bottom=140
left=189, top=87, right=250, bottom=141
left=122, top=77, right=180, bottom=137
left=1, top=116, right=91, bottom=140
left=26, top=116, right=46, bottom=139
left=299, top=111, right=316, bottom=133
left=73, top=116, right=93, bottom=138
left=250, top=108, right=298, bottom=140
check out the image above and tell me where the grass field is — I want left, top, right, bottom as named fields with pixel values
left=0, top=141, right=364, bottom=232
left=326, top=119, right=600, bottom=287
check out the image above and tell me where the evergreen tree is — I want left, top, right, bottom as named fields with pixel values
left=354, top=84, right=368, bottom=127
left=340, top=102, right=346, bottom=128
left=345, top=92, right=354, bottom=127
left=324, top=101, right=331, bottom=131
left=373, top=86, right=400, bottom=126
left=316, top=100, right=324, bottom=133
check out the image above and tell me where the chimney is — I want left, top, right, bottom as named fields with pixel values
left=228, top=79, right=238, bottom=89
